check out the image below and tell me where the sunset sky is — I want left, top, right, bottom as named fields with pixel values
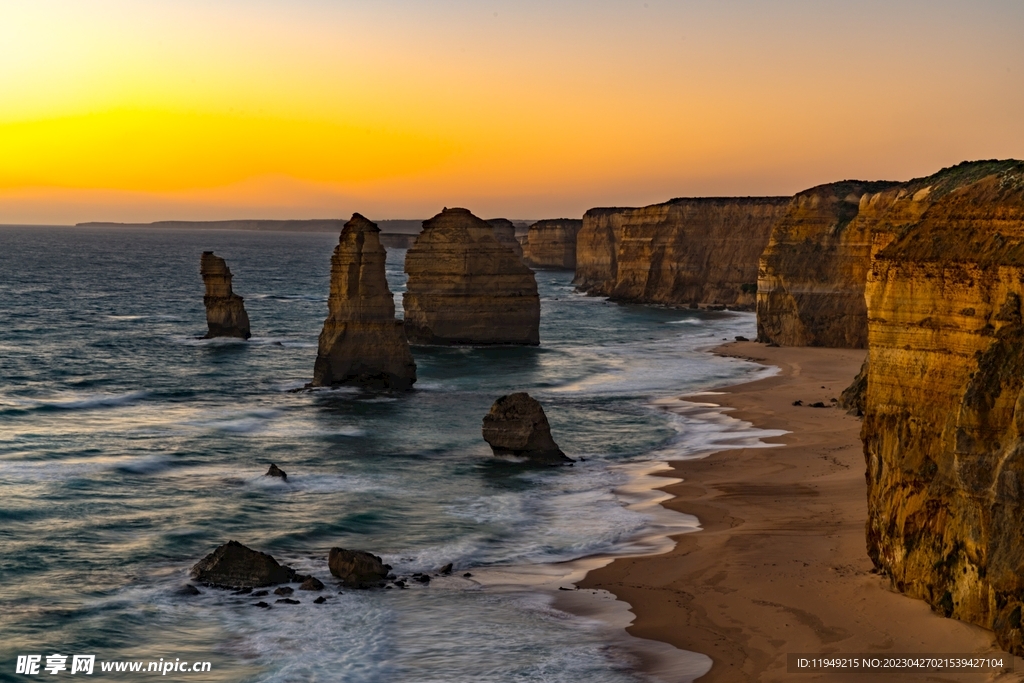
left=2, top=0, right=1022, bottom=223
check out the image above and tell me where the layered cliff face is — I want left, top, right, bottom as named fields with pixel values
left=755, top=181, right=900, bottom=347
left=574, top=198, right=789, bottom=308
left=486, top=218, right=524, bottom=260
left=862, top=160, right=1024, bottom=652
left=200, top=252, right=251, bottom=339
left=404, top=208, right=540, bottom=345
left=311, top=214, right=416, bottom=390
left=522, top=219, right=582, bottom=270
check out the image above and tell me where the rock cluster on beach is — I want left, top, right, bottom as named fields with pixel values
left=200, top=252, right=251, bottom=339
left=310, top=214, right=417, bottom=390
left=482, top=392, right=570, bottom=463
left=573, top=198, right=790, bottom=309
left=403, top=208, right=540, bottom=345
left=190, top=540, right=296, bottom=589
left=522, top=219, right=582, bottom=270
left=860, top=160, right=1024, bottom=653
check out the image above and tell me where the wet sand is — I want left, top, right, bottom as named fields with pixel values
left=579, top=342, right=1022, bottom=682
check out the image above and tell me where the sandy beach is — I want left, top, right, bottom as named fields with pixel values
left=579, top=342, right=1023, bottom=682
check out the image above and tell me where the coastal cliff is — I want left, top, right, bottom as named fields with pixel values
left=755, top=181, right=900, bottom=347
left=311, top=214, right=416, bottom=390
left=404, top=208, right=540, bottom=345
left=862, top=160, right=1024, bottom=653
left=200, top=252, right=251, bottom=339
left=574, top=198, right=789, bottom=308
left=522, top=219, right=582, bottom=270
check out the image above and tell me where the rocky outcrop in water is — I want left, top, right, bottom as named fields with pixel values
left=574, top=198, right=789, bottom=309
left=487, top=218, right=525, bottom=260
left=522, top=219, right=582, bottom=270
left=328, top=548, right=390, bottom=588
left=310, top=214, right=416, bottom=390
left=861, top=160, right=1024, bottom=653
left=200, top=252, right=251, bottom=339
left=190, top=540, right=296, bottom=589
left=482, top=392, right=570, bottom=463
left=265, top=464, right=287, bottom=481
left=404, top=208, right=540, bottom=345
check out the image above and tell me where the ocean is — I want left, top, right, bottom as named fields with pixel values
left=0, top=226, right=781, bottom=682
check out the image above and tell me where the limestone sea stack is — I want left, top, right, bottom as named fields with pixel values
left=860, top=160, right=1024, bottom=653
left=311, top=214, right=416, bottom=390
left=487, top=218, right=525, bottom=260
left=573, top=198, right=790, bottom=309
left=404, top=208, right=540, bottom=345
left=200, top=252, right=251, bottom=339
left=522, top=219, right=583, bottom=270
left=482, top=392, right=570, bottom=463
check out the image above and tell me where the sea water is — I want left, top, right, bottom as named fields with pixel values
left=0, top=226, right=779, bottom=682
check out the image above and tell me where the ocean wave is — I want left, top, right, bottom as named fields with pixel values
left=0, top=390, right=150, bottom=415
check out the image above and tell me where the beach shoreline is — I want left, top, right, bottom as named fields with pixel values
left=572, top=341, right=1021, bottom=682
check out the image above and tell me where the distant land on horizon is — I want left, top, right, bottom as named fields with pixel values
left=71, top=218, right=536, bottom=235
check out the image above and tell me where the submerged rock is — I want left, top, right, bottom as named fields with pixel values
left=404, top=208, right=540, bottom=345
left=190, top=540, right=296, bottom=589
left=200, top=252, right=251, bottom=339
left=328, top=548, right=390, bottom=588
left=311, top=214, right=416, bottom=390
left=482, top=392, right=571, bottom=463
left=265, top=463, right=287, bottom=481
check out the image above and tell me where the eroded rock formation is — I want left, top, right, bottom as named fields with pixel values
left=190, top=540, right=296, bottom=589
left=311, top=214, right=416, bottom=390
left=200, top=252, right=251, bottom=339
left=482, top=392, right=570, bottom=463
left=328, top=548, right=390, bottom=587
left=487, top=218, right=525, bottom=260
left=861, top=160, right=1024, bottom=653
left=755, top=181, right=899, bottom=347
left=404, top=208, right=540, bottom=345
left=522, top=219, right=582, bottom=270
left=573, top=198, right=789, bottom=309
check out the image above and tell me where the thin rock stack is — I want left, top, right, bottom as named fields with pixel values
left=311, top=214, right=417, bottom=390
left=404, top=208, right=540, bottom=345
left=200, top=252, right=251, bottom=339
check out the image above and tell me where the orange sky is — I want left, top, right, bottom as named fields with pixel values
left=2, top=0, right=1023, bottom=223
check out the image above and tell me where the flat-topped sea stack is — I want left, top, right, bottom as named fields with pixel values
left=200, top=252, right=251, bottom=339
left=482, top=392, right=570, bottom=463
left=573, top=197, right=790, bottom=309
left=861, top=160, right=1024, bottom=653
left=404, top=208, right=540, bottom=345
left=487, top=218, right=524, bottom=260
left=311, top=214, right=416, bottom=390
left=522, top=219, right=582, bottom=270
left=755, top=180, right=900, bottom=347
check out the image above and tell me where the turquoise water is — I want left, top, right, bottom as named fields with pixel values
left=0, top=226, right=772, bottom=682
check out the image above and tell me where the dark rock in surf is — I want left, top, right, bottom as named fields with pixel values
left=328, top=548, right=389, bottom=588
left=190, top=540, right=296, bottom=589
left=265, top=463, right=287, bottom=481
left=299, top=576, right=325, bottom=591
left=482, top=392, right=571, bottom=463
